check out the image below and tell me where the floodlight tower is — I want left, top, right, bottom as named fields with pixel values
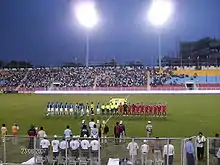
left=75, top=1, right=99, bottom=67
left=147, top=0, right=174, bottom=68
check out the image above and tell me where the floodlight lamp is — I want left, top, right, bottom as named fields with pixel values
left=75, top=1, right=98, bottom=29
left=148, top=0, right=173, bottom=27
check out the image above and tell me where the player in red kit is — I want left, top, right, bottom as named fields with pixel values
left=161, top=104, right=167, bottom=117
left=135, top=104, right=139, bottom=115
left=131, top=104, right=136, bottom=115
left=157, top=104, right=162, bottom=117
left=148, top=105, right=153, bottom=116
left=153, top=104, right=158, bottom=117
left=140, top=103, right=145, bottom=115
left=137, top=104, right=142, bottom=115
left=127, top=103, right=132, bottom=115
left=118, top=103, right=123, bottom=115
left=144, top=104, right=149, bottom=116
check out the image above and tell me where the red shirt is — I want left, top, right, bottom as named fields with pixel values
left=149, top=105, right=153, bottom=113
left=119, top=105, right=123, bottom=113
left=141, top=105, right=145, bottom=113
left=127, top=105, right=131, bottom=113
left=135, top=105, right=139, bottom=113
left=162, top=105, right=167, bottom=112
left=153, top=105, right=157, bottom=113
left=157, top=105, right=162, bottom=112
left=145, top=105, right=149, bottom=113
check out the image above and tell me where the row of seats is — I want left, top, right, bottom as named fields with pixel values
left=173, top=70, right=220, bottom=76
left=165, top=76, right=220, bottom=85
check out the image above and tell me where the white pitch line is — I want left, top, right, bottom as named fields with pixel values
left=106, top=115, right=113, bottom=123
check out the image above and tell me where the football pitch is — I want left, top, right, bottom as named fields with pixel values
left=0, top=94, right=220, bottom=164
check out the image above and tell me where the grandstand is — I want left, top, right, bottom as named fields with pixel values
left=1, top=66, right=220, bottom=92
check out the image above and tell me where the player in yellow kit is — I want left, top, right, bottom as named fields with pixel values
left=90, top=102, right=95, bottom=115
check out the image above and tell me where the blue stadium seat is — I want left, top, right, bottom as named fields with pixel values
left=164, top=76, right=220, bottom=84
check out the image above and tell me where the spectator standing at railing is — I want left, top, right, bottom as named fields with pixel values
left=127, top=138, right=139, bottom=164
left=11, top=123, right=19, bottom=145
left=69, top=136, right=80, bottom=159
left=152, top=137, right=163, bottom=164
left=40, top=134, right=50, bottom=163
left=51, top=135, right=60, bottom=160
left=59, top=137, right=69, bottom=159
left=196, top=132, right=206, bottom=161
left=141, top=140, right=149, bottom=165
left=185, top=138, right=195, bottom=165
left=216, top=147, right=220, bottom=165
left=163, top=139, right=175, bottom=165
left=100, top=120, right=109, bottom=143
left=27, top=124, right=37, bottom=149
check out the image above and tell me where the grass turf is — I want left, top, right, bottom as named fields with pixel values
left=0, top=94, right=219, bottom=164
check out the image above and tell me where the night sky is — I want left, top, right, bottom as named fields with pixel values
left=0, top=0, right=220, bottom=66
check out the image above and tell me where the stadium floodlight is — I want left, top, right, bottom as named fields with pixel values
left=75, top=1, right=98, bottom=29
left=75, top=1, right=99, bottom=67
left=147, top=0, right=174, bottom=68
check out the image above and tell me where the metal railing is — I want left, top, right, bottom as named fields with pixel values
left=0, top=136, right=219, bottom=165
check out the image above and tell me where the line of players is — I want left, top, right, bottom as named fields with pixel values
left=46, top=102, right=167, bottom=117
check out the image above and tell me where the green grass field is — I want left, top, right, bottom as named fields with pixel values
left=0, top=94, right=219, bottom=164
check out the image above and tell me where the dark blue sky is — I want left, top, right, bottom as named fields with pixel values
left=0, top=0, right=220, bottom=66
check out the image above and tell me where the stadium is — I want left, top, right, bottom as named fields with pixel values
left=1, top=0, right=220, bottom=165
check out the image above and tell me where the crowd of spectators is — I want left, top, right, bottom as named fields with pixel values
left=0, top=69, right=27, bottom=89
left=0, top=67, right=153, bottom=90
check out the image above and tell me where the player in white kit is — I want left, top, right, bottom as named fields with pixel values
left=86, top=103, right=90, bottom=116
left=50, top=102, right=55, bottom=115
left=64, top=102, right=69, bottom=115
left=80, top=104, right=85, bottom=116
left=59, top=103, right=64, bottom=115
left=69, top=103, right=74, bottom=116
left=96, top=103, right=101, bottom=115
left=55, top=102, right=59, bottom=115
left=46, top=102, right=51, bottom=115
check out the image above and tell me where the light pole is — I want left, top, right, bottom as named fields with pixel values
left=147, top=0, right=174, bottom=68
left=75, top=1, right=99, bottom=67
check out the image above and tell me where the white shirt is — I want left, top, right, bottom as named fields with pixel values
left=64, top=129, right=72, bottom=139
left=216, top=148, right=220, bottom=158
left=163, top=144, right=175, bottom=156
left=141, top=144, right=149, bottom=153
left=40, top=139, right=50, bottom=149
left=81, top=139, right=90, bottom=149
left=38, top=130, right=46, bottom=140
left=127, top=142, right=139, bottom=155
left=59, top=140, right=69, bottom=149
left=196, top=136, right=206, bottom=148
left=90, top=140, right=99, bottom=151
left=51, top=139, right=59, bottom=152
left=90, top=128, right=99, bottom=138
left=70, top=140, right=80, bottom=150
left=1, top=127, right=7, bottom=133
left=146, top=124, right=152, bottom=132
left=89, top=121, right=95, bottom=129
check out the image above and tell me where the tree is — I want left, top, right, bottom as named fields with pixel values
left=0, top=60, right=4, bottom=68
left=5, top=60, right=33, bottom=68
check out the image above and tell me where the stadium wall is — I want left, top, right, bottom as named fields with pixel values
left=34, top=90, right=220, bottom=94
left=18, top=84, right=220, bottom=93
